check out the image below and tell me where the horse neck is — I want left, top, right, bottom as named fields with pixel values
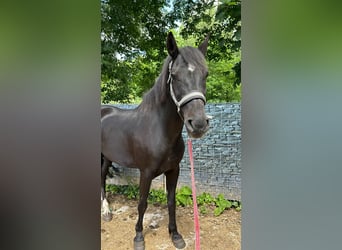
left=140, top=88, right=184, bottom=141
left=162, top=96, right=184, bottom=137
left=139, top=65, right=184, bottom=140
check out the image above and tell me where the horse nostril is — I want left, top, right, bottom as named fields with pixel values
left=187, top=118, right=208, bottom=131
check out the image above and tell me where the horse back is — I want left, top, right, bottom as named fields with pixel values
left=101, top=105, right=123, bottom=119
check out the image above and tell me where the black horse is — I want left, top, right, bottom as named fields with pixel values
left=101, top=32, right=209, bottom=250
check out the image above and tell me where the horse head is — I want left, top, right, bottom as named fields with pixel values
left=166, top=32, right=211, bottom=138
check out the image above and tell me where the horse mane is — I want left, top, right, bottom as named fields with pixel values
left=138, top=56, right=171, bottom=110
left=139, top=46, right=207, bottom=110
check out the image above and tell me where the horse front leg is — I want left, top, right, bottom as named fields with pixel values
left=101, top=155, right=112, bottom=222
left=134, top=172, right=152, bottom=250
left=165, top=166, right=186, bottom=249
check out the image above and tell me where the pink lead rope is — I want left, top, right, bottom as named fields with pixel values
left=187, top=138, right=201, bottom=250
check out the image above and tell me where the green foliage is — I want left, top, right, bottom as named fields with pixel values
left=214, top=194, right=232, bottom=216
left=197, top=192, right=241, bottom=216
left=105, top=183, right=118, bottom=193
left=176, top=186, right=193, bottom=206
left=106, top=184, right=139, bottom=199
left=177, top=0, right=241, bottom=85
left=197, top=192, right=215, bottom=206
left=124, top=184, right=140, bottom=199
left=148, top=189, right=167, bottom=205
left=101, top=0, right=169, bottom=103
left=232, top=201, right=242, bottom=211
left=206, top=57, right=241, bottom=102
left=101, top=0, right=241, bottom=103
left=197, top=192, right=214, bottom=215
left=106, top=184, right=241, bottom=214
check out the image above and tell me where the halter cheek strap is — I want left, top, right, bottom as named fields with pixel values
left=169, top=83, right=206, bottom=113
left=167, top=61, right=206, bottom=114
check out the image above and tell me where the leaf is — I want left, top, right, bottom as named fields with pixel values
left=176, top=195, right=192, bottom=206
left=217, top=194, right=225, bottom=201
left=179, top=186, right=192, bottom=196
left=215, top=5, right=229, bottom=21
left=232, top=201, right=239, bottom=207
left=214, top=206, right=225, bottom=216
left=217, top=198, right=232, bottom=209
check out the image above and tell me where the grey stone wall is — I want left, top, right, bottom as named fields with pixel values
left=106, top=103, right=241, bottom=201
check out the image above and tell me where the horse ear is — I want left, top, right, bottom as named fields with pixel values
left=167, top=32, right=179, bottom=60
left=198, top=34, right=210, bottom=56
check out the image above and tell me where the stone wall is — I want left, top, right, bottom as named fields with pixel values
left=106, top=103, right=241, bottom=201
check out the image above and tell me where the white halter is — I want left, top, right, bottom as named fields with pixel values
left=167, top=60, right=206, bottom=114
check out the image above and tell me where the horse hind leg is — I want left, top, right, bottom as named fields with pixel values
left=101, top=154, right=113, bottom=222
left=165, top=166, right=186, bottom=249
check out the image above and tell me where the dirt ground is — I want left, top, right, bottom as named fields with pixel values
left=101, top=194, right=241, bottom=250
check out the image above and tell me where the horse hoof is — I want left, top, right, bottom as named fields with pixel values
left=101, top=213, right=113, bottom=222
left=133, top=239, right=145, bottom=250
left=172, top=235, right=186, bottom=249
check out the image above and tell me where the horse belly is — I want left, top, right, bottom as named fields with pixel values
left=102, top=132, right=138, bottom=168
left=101, top=121, right=135, bottom=167
left=101, top=111, right=170, bottom=170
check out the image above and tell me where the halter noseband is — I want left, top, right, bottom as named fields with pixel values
left=167, top=60, right=206, bottom=115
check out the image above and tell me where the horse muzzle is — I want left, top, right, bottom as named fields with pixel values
left=184, top=117, right=210, bottom=138
left=182, top=100, right=211, bottom=138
